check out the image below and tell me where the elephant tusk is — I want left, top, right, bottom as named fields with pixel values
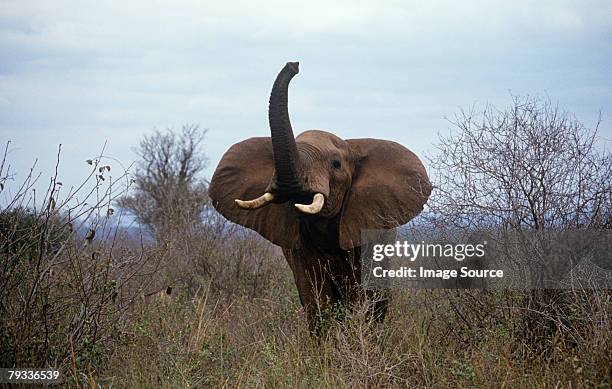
left=235, top=192, right=275, bottom=209
left=295, top=193, right=325, bottom=214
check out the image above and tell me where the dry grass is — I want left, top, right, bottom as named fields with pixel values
left=1, top=144, right=609, bottom=388
left=2, top=215, right=610, bottom=389
left=1, top=204, right=610, bottom=388
left=90, top=281, right=610, bottom=388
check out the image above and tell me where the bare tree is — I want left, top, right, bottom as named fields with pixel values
left=427, top=95, right=612, bottom=349
left=429, top=95, right=611, bottom=230
left=118, top=125, right=209, bottom=241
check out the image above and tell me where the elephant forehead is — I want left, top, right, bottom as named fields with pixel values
left=296, top=130, right=349, bottom=154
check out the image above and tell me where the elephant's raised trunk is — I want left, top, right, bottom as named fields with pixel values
left=269, top=62, right=302, bottom=194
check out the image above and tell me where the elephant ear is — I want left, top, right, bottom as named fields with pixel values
left=339, top=139, right=432, bottom=250
left=209, top=137, right=299, bottom=248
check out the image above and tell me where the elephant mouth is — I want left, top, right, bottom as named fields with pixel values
left=291, top=191, right=316, bottom=205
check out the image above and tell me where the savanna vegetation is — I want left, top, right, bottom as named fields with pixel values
left=0, top=98, right=610, bottom=388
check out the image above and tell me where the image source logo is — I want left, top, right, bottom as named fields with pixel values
left=361, top=229, right=612, bottom=290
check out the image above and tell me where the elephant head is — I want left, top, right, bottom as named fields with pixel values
left=209, top=62, right=431, bottom=250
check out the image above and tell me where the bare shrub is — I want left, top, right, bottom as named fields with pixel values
left=0, top=143, right=159, bottom=372
left=426, top=95, right=611, bottom=352
left=158, top=210, right=286, bottom=299
left=429, top=95, right=611, bottom=229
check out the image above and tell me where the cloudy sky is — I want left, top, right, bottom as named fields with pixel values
left=1, top=0, right=611, bottom=196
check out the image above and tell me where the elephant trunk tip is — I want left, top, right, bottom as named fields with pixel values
left=286, top=61, right=299, bottom=74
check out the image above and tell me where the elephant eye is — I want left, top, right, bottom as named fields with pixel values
left=331, top=159, right=342, bottom=169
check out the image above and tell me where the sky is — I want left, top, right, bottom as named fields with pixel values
left=1, top=0, right=611, bottom=200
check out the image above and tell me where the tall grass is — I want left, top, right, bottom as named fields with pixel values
left=0, top=145, right=609, bottom=388
left=98, top=288, right=610, bottom=388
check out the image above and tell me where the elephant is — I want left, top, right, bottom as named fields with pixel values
left=209, top=62, right=431, bottom=329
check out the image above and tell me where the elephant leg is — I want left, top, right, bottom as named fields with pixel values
left=338, top=250, right=390, bottom=323
left=283, top=249, right=342, bottom=331
left=283, top=247, right=389, bottom=332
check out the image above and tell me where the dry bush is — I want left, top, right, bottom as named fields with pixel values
left=158, top=211, right=286, bottom=300
left=0, top=138, right=288, bottom=384
left=0, top=143, right=161, bottom=373
left=429, top=95, right=610, bottom=230
left=426, top=95, right=612, bottom=354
